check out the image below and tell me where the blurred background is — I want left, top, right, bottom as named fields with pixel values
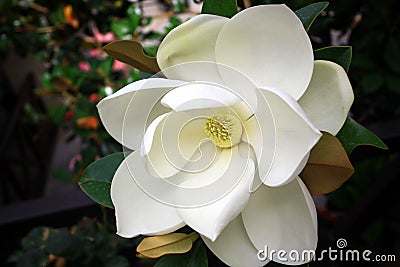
left=0, top=0, right=399, bottom=266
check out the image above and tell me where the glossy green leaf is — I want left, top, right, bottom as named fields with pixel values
left=155, top=240, right=208, bottom=267
left=78, top=152, right=125, bottom=208
left=336, top=117, right=388, bottom=155
left=201, top=0, right=237, bottom=18
left=314, top=46, right=352, bottom=72
left=295, top=2, right=329, bottom=32
left=103, top=40, right=160, bottom=73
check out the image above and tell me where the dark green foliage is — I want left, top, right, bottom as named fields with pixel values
left=337, top=117, right=387, bottom=155
left=201, top=0, right=238, bottom=18
left=155, top=240, right=208, bottom=267
left=79, top=152, right=126, bottom=209
left=9, top=218, right=131, bottom=267
left=295, top=2, right=328, bottom=31
left=314, top=46, right=352, bottom=72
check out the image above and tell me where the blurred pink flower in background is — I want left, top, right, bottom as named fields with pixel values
left=112, top=60, right=125, bottom=71
left=83, top=24, right=116, bottom=44
left=68, top=154, right=83, bottom=171
left=81, top=23, right=126, bottom=72
left=78, top=61, right=91, bottom=72
left=88, top=49, right=100, bottom=57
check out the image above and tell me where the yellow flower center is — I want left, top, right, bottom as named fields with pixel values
left=204, top=114, right=243, bottom=148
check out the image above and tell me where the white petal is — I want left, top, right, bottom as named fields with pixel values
left=242, top=178, right=318, bottom=265
left=215, top=5, right=313, bottom=100
left=298, top=60, right=354, bottom=135
left=159, top=62, right=259, bottom=115
left=176, top=146, right=255, bottom=241
left=251, top=88, right=321, bottom=187
left=97, top=78, right=186, bottom=149
left=241, top=91, right=276, bottom=191
left=298, top=177, right=318, bottom=232
left=232, top=101, right=254, bottom=122
left=145, top=110, right=208, bottom=178
left=157, top=15, right=228, bottom=83
left=157, top=14, right=228, bottom=71
left=122, top=140, right=243, bottom=209
left=156, top=11, right=259, bottom=113
left=142, top=113, right=169, bottom=155
left=111, top=151, right=185, bottom=238
left=161, top=82, right=241, bottom=111
left=202, top=215, right=268, bottom=267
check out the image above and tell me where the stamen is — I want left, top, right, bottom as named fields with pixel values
left=204, top=114, right=242, bottom=148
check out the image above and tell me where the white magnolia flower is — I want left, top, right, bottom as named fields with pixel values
left=97, top=4, right=353, bottom=266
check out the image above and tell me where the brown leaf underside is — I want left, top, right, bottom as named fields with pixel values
left=301, top=132, right=354, bottom=196
left=103, top=40, right=160, bottom=74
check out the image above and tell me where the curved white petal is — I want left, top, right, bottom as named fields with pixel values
left=250, top=88, right=321, bottom=187
left=215, top=5, right=313, bottom=100
left=298, top=177, right=318, bottom=232
left=97, top=78, right=186, bottom=150
left=144, top=110, right=208, bottom=178
left=111, top=151, right=185, bottom=238
left=159, top=62, right=259, bottom=114
left=157, top=14, right=228, bottom=67
left=241, top=91, right=275, bottom=191
left=232, top=101, right=254, bottom=122
left=142, top=113, right=169, bottom=155
left=161, top=82, right=241, bottom=111
left=157, top=14, right=228, bottom=80
left=242, top=178, right=318, bottom=265
left=123, top=140, right=244, bottom=209
left=298, top=60, right=354, bottom=135
left=176, top=146, right=255, bottom=241
left=202, top=215, right=268, bottom=267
